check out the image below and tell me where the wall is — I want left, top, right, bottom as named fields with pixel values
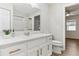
left=38, top=3, right=66, bottom=50
left=39, top=4, right=49, bottom=33
left=48, top=4, right=65, bottom=50
left=66, top=15, right=79, bottom=39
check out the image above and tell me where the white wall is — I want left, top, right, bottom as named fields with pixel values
left=38, top=3, right=66, bottom=50
left=66, top=15, right=79, bottom=39
left=48, top=4, right=65, bottom=50
left=39, top=4, right=49, bottom=33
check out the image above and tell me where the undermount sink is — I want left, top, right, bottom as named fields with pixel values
left=12, top=31, right=42, bottom=39
left=24, top=31, right=41, bottom=36
left=24, top=32, right=30, bottom=36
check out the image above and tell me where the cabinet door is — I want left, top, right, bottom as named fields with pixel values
left=47, top=44, right=52, bottom=56
left=28, top=48, right=37, bottom=56
left=46, top=36, right=52, bottom=56
left=28, top=50, right=37, bottom=56
left=39, top=44, right=48, bottom=56
left=0, top=8, right=11, bottom=31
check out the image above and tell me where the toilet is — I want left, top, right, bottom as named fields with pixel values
left=52, top=40, right=63, bottom=54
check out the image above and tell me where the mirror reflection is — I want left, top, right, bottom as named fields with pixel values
left=13, top=3, right=40, bottom=32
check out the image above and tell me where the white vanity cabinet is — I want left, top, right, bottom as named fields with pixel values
left=28, top=44, right=48, bottom=56
left=28, top=47, right=38, bottom=56
left=27, top=37, right=47, bottom=56
left=27, top=35, right=53, bottom=56
left=0, top=34, right=52, bottom=56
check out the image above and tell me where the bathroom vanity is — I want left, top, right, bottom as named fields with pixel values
left=0, top=33, right=52, bottom=56
left=0, top=3, right=53, bottom=56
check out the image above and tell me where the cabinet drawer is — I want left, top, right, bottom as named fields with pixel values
left=0, top=43, right=27, bottom=56
left=27, top=37, right=46, bottom=49
left=28, top=47, right=38, bottom=56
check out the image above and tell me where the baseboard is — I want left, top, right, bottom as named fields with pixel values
left=66, top=38, right=79, bottom=40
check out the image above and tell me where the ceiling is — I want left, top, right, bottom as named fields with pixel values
left=66, top=4, right=79, bottom=16
left=13, top=3, right=40, bottom=17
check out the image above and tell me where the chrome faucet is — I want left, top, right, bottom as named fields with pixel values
left=24, top=32, right=30, bottom=36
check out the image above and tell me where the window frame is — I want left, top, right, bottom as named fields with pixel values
left=66, top=19, right=76, bottom=31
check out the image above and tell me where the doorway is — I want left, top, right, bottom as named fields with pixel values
left=64, top=4, right=79, bottom=56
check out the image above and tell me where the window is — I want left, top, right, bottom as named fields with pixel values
left=66, top=19, right=76, bottom=31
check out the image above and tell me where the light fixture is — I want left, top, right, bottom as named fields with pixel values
left=65, top=9, right=71, bottom=16
left=66, top=14, right=70, bottom=16
left=28, top=3, right=39, bottom=8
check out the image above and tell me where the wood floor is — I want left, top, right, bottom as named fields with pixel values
left=52, top=39, right=79, bottom=56
left=62, top=39, right=79, bottom=56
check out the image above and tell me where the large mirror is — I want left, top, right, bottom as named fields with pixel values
left=0, top=7, right=11, bottom=32
left=13, top=3, right=40, bottom=32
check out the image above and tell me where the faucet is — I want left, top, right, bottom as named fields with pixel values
left=12, top=29, right=15, bottom=37
left=24, top=32, right=30, bottom=36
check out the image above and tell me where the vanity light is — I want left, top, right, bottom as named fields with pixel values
left=28, top=3, right=39, bottom=8
left=66, top=13, right=75, bottom=16
left=66, top=14, right=70, bottom=16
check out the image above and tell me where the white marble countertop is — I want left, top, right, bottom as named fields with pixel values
left=0, top=33, right=52, bottom=48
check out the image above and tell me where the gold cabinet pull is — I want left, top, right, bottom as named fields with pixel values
left=9, top=49, right=21, bottom=54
